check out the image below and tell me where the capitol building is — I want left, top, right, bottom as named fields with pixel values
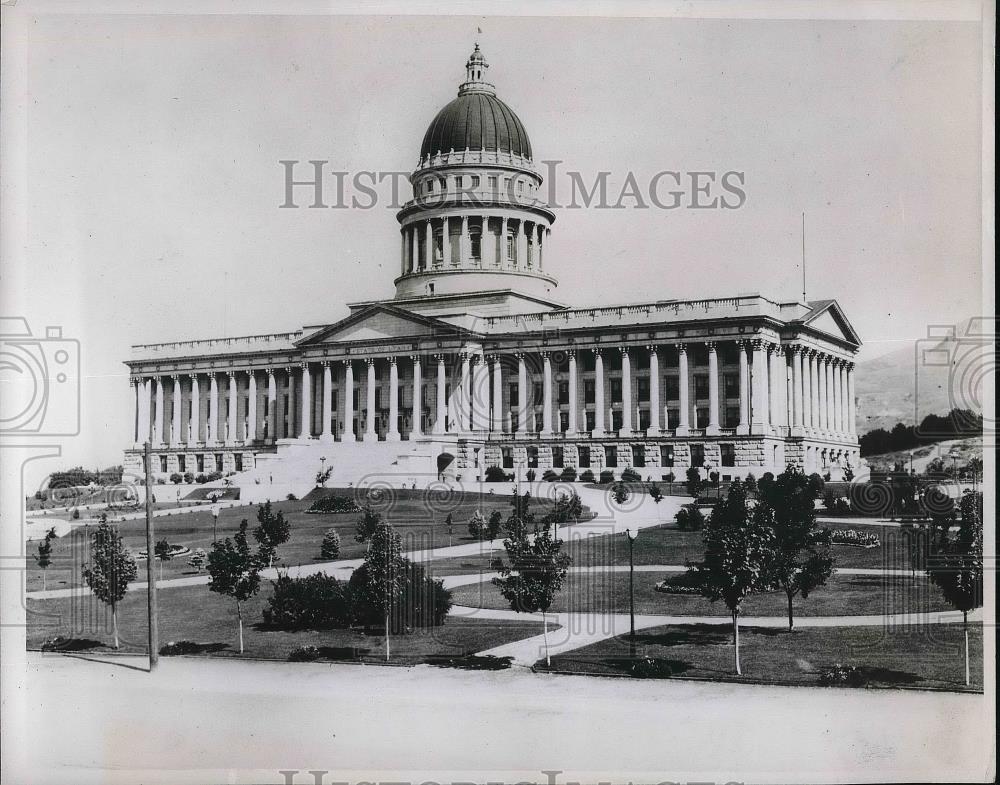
left=124, top=46, right=862, bottom=491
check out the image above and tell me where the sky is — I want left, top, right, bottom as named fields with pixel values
left=0, top=5, right=987, bottom=482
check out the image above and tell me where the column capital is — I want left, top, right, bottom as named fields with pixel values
left=365, top=357, right=376, bottom=367
left=226, top=370, right=237, bottom=379
left=704, top=340, right=717, bottom=350
left=566, top=348, right=577, bottom=359
left=266, top=367, right=275, bottom=378
left=645, top=344, right=658, bottom=355
left=320, top=360, right=330, bottom=368
left=129, top=377, right=140, bottom=387
left=618, top=346, right=630, bottom=356
left=590, top=347, right=602, bottom=357
left=171, top=373, right=181, bottom=382
left=388, top=355, right=397, bottom=366
left=674, top=342, right=687, bottom=353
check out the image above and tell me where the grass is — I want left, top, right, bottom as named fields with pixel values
left=450, top=572, right=954, bottom=618
left=539, top=622, right=984, bottom=692
left=26, top=487, right=575, bottom=592
left=26, top=581, right=545, bottom=665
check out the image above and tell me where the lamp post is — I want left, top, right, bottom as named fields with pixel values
left=211, top=503, right=221, bottom=543
left=625, top=527, right=638, bottom=658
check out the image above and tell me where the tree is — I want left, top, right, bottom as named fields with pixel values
left=611, top=482, right=630, bottom=506
left=648, top=483, right=663, bottom=518
left=445, top=513, right=454, bottom=545
left=690, top=480, right=776, bottom=675
left=685, top=466, right=703, bottom=497
left=355, top=503, right=384, bottom=544
left=360, top=521, right=406, bottom=660
left=34, top=527, right=57, bottom=591
left=486, top=509, right=504, bottom=541
left=252, top=501, right=290, bottom=568
left=927, top=491, right=983, bottom=686
left=543, top=491, right=584, bottom=534
left=491, top=522, right=572, bottom=667
left=153, top=538, right=173, bottom=582
left=757, top=466, right=834, bottom=630
left=207, top=520, right=263, bottom=654
left=187, top=547, right=208, bottom=573
left=81, top=517, right=138, bottom=649
left=320, top=528, right=341, bottom=560
left=468, top=510, right=486, bottom=539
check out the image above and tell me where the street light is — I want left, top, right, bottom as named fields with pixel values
left=211, top=503, right=221, bottom=543
left=625, top=527, right=638, bottom=659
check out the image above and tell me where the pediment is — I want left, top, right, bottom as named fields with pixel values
left=296, top=305, right=472, bottom=346
left=802, top=301, right=861, bottom=346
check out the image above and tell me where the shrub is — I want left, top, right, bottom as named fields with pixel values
left=685, top=467, right=703, bottom=497
left=834, top=498, right=851, bottom=515
left=71, top=508, right=80, bottom=520
left=621, top=467, right=641, bottom=483
left=599, top=469, right=615, bottom=484
left=484, top=465, right=507, bottom=482
left=159, top=640, right=202, bottom=656
left=823, top=490, right=837, bottom=511
left=286, top=493, right=298, bottom=501
left=654, top=571, right=702, bottom=595
left=675, top=505, right=705, bottom=531
left=262, top=573, right=351, bottom=630
left=525, top=469, right=536, bottom=482
left=348, top=560, right=452, bottom=632
left=195, top=473, right=207, bottom=484
left=486, top=510, right=504, bottom=540
left=288, top=645, right=322, bottom=662
left=708, top=471, right=720, bottom=487
left=662, top=471, right=675, bottom=483
left=830, top=529, right=880, bottom=548
left=320, top=529, right=341, bottom=559
left=818, top=664, right=867, bottom=687
left=542, top=469, right=559, bottom=482
left=182, top=472, right=193, bottom=484
left=808, top=473, right=826, bottom=495
left=307, top=495, right=361, bottom=514
left=743, top=473, right=758, bottom=494
left=631, top=656, right=676, bottom=678
left=169, top=473, right=182, bottom=485
left=579, top=469, right=596, bottom=483
left=559, top=466, right=577, bottom=482
left=468, top=510, right=486, bottom=539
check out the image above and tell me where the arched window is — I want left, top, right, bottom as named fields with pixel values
left=506, top=232, right=515, bottom=262
left=433, top=226, right=444, bottom=263
left=470, top=226, right=482, bottom=262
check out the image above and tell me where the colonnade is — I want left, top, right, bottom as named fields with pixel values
left=400, top=215, right=547, bottom=273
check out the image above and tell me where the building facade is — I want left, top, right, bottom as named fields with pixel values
left=124, top=46, right=862, bottom=487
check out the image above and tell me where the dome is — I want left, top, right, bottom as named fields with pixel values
left=420, top=93, right=533, bottom=161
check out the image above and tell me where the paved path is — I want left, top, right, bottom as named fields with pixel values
left=14, top=651, right=992, bottom=785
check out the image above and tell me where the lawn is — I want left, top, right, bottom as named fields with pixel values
left=26, top=581, right=545, bottom=665
left=26, top=487, right=576, bottom=592
left=450, top=572, right=954, bottom=618
left=429, top=521, right=908, bottom=575
left=539, top=622, right=984, bottom=692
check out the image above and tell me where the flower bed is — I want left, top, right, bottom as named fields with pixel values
left=830, top=529, right=880, bottom=549
left=306, top=495, right=362, bottom=514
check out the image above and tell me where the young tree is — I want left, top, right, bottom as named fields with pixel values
left=207, top=520, right=263, bottom=654
left=491, top=523, right=572, bottom=667
left=611, top=481, right=630, bottom=506
left=648, top=483, right=663, bottom=519
left=187, top=547, right=208, bottom=573
left=153, top=538, right=173, bottom=582
left=361, top=521, right=406, bottom=661
left=34, top=527, right=56, bottom=591
left=444, top=512, right=454, bottom=546
left=685, top=466, right=703, bottom=498
left=690, top=480, right=775, bottom=675
left=81, top=517, right=138, bottom=649
left=486, top=509, right=504, bottom=541
left=355, top=503, right=384, bottom=545
left=320, top=528, right=341, bottom=560
left=757, top=466, right=834, bottom=630
left=252, top=501, right=290, bottom=568
left=927, top=491, right=983, bottom=686
left=468, top=509, right=486, bottom=540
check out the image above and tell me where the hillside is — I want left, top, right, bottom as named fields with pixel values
left=862, top=436, right=982, bottom=473
left=855, top=317, right=986, bottom=433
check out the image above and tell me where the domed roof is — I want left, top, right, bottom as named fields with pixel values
left=420, top=92, right=533, bottom=161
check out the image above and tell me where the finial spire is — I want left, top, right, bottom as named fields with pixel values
left=459, top=43, right=494, bottom=95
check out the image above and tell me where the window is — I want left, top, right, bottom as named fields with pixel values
left=585, top=411, right=595, bottom=432
left=637, top=377, right=650, bottom=402
left=610, top=379, right=623, bottom=403
left=159, top=455, right=168, bottom=473
left=234, top=454, right=243, bottom=472
left=694, top=374, right=709, bottom=399
left=558, top=381, right=569, bottom=405
left=506, top=233, right=515, bottom=262
left=488, top=175, right=498, bottom=192
left=551, top=446, right=564, bottom=468
left=638, top=408, right=649, bottom=430
left=584, top=380, right=596, bottom=404
left=690, top=444, right=705, bottom=467
left=533, top=382, right=543, bottom=405
left=433, top=228, right=444, bottom=263
left=509, top=383, right=519, bottom=406
left=502, top=447, right=514, bottom=469
left=196, top=454, right=205, bottom=473
left=455, top=175, right=463, bottom=189
left=527, top=446, right=539, bottom=468
left=725, top=406, right=740, bottom=428
left=665, top=375, right=680, bottom=400
left=605, top=446, right=618, bottom=468
left=177, top=454, right=186, bottom=473
left=631, top=445, right=645, bottom=468
left=723, top=372, right=739, bottom=399
left=611, top=410, right=623, bottom=430
left=578, top=446, right=591, bottom=468
left=666, top=408, right=679, bottom=429
left=559, top=412, right=569, bottom=432
left=721, top=444, right=736, bottom=467
left=582, top=353, right=596, bottom=372
left=696, top=407, right=709, bottom=429
left=215, top=454, right=224, bottom=472
left=469, top=175, right=480, bottom=188
left=660, top=445, right=674, bottom=467
left=470, top=229, right=481, bottom=261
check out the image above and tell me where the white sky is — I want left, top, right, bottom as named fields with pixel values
left=1, top=6, right=986, bottom=479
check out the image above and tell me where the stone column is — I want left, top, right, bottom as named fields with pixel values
left=424, top=219, right=433, bottom=268
left=247, top=371, right=258, bottom=442
left=619, top=348, right=633, bottom=435
left=676, top=345, right=690, bottom=436
left=808, top=351, right=820, bottom=432
left=816, top=355, right=828, bottom=432
left=411, top=357, right=423, bottom=438
left=847, top=363, right=856, bottom=435
left=140, top=378, right=152, bottom=444
left=320, top=362, right=333, bottom=441
left=386, top=357, right=400, bottom=441
left=840, top=362, right=849, bottom=436
left=189, top=374, right=201, bottom=443
left=130, top=379, right=141, bottom=445
left=170, top=376, right=182, bottom=445
left=537, top=224, right=544, bottom=270
left=567, top=351, right=579, bottom=435
left=498, top=217, right=507, bottom=265
left=646, top=347, right=660, bottom=435
left=434, top=355, right=447, bottom=434
left=298, top=363, right=312, bottom=439
left=830, top=361, right=840, bottom=434
left=226, top=372, right=238, bottom=444
left=364, top=359, right=377, bottom=441
left=593, top=349, right=606, bottom=436
left=791, top=348, right=804, bottom=435
left=154, top=376, right=165, bottom=446
left=266, top=370, right=277, bottom=442
left=769, top=346, right=784, bottom=430
left=491, top=355, right=503, bottom=432
left=342, top=361, right=355, bottom=442
left=737, top=341, right=750, bottom=435
left=517, top=220, right=528, bottom=266
left=541, top=352, right=553, bottom=435
left=706, top=342, right=720, bottom=435
left=457, top=353, right=471, bottom=431
left=828, top=358, right=838, bottom=433
left=470, top=354, right=488, bottom=430
left=750, top=341, right=770, bottom=433
left=207, top=374, right=218, bottom=444
left=517, top=353, right=529, bottom=432
left=285, top=368, right=296, bottom=438
left=459, top=215, right=469, bottom=266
